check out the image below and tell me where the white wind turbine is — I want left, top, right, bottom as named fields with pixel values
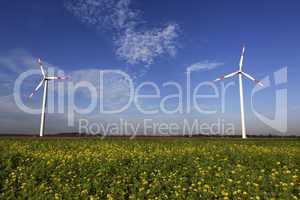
left=29, top=58, right=69, bottom=137
left=214, top=45, right=263, bottom=139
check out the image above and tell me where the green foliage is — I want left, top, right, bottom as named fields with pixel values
left=0, top=138, right=299, bottom=199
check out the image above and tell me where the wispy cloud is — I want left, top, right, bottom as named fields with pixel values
left=65, top=0, right=180, bottom=67
left=187, top=61, right=224, bottom=72
left=116, top=24, right=179, bottom=65
left=70, top=69, right=132, bottom=111
left=0, top=49, right=132, bottom=113
left=64, top=0, right=141, bottom=31
left=0, top=49, right=136, bottom=133
left=0, top=49, right=38, bottom=74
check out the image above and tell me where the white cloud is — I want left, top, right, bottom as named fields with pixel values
left=111, top=0, right=141, bottom=30
left=0, top=49, right=135, bottom=133
left=0, top=49, right=38, bottom=74
left=65, top=0, right=180, bottom=67
left=0, top=49, right=133, bottom=114
left=116, top=24, right=179, bottom=65
left=64, top=0, right=140, bottom=31
left=187, top=61, right=224, bottom=72
left=70, top=69, right=132, bottom=110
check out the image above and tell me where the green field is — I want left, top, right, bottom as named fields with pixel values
left=0, top=138, right=299, bottom=199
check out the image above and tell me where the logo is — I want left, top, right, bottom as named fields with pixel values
left=251, top=67, right=288, bottom=133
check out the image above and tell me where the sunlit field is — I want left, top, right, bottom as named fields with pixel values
left=0, top=138, right=299, bottom=199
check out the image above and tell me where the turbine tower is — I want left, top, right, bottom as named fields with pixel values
left=29, top=59, right=69, bottom=137
left=214, top=45, right=263, bottom=139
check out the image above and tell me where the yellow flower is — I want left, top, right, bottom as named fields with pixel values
left=55, top=193, right=60, bottom=200
left=107, top=194, right=113, bottom=200
left=292, top=175, right=298, bottom=179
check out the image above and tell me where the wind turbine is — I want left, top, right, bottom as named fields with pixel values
left=214, top=45, right=263, bottom=139
left=29, top=58, right=69, bottom=137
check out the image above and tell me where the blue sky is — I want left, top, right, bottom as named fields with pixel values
left=0, top=0, right=299, bottom=135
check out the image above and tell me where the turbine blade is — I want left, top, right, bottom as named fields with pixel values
left=29, top=79, right=44, bottom=98
left=224, top=71, right=239, bottom=78
left=239, top=45, right=246, bottom=71
left=47, top=76, right=70, bottom=80
left=214, top=71, right=238, bottom=82
left=242, top=72, right=263, bottom=86
left=58, top=76, right=70, bottom=80
left=46, top=77, right=58, bottom=80
left=38, top=58, right=46, bottom=77
left=242, top=72, right=255, bottom=81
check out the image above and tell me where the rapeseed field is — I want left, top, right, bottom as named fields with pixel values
left=0, top=138, right=299, bottom=199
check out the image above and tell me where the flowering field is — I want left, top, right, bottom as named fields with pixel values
left=0, top=138, right=299, bottom=199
